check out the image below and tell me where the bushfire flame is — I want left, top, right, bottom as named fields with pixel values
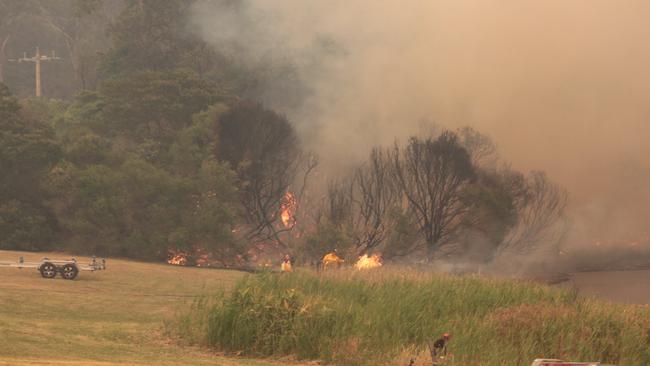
left=168, top=250, right=189, bottom=266
left=280, top=191, right=297, bottom=228
left=354, top=253, right=383, bottom=270
left=167, top=248, right=210, bottom=267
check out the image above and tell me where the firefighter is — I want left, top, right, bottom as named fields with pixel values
left=322, top=249, right=344, bottom=269
left=281, top=254, right=293, bottom=273
left=431, top=333, right=451, bottom=357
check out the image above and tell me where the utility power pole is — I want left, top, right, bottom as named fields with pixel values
left=8, top=47, right=61, bottom=97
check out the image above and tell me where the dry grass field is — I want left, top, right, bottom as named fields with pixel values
left=0, top=250, right=289, bottom=366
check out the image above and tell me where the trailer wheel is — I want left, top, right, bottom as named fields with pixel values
left=39, top=262, right=57, bottom=278
left=61, top=264, right=79, bottom=280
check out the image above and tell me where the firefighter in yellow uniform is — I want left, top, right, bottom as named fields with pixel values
left=322, top=249, right=344, bottom=269
left=281, top=254, right=293, bottom=273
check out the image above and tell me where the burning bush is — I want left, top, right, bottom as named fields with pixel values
left=354, top=253, right=382, bottom=270
left=166, top=244, right=247, bottom=268
left=217, top=101, right=306, bottom=245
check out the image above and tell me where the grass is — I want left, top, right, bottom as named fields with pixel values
left=175, top=268, right=650, bottom=366
left=0, top=250, right=292, bottom=366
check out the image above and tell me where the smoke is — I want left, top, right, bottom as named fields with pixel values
left=190, top=0, right=650, bottom=244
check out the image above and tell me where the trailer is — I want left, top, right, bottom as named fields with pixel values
left=0, top=256, right=106, bottom=280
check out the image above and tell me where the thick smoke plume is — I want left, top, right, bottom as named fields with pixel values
left=190, top=0, right=650, bottom=245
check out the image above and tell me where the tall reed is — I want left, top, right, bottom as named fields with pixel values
left=177, top=268, right=650, bottom=365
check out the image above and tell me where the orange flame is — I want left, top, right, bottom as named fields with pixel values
left=354, top=253, right=383, bottom=270
left=280, top=191, right=297, bottom=228
left=168, top=250, right=189, bottom=266
left=167, top=247, right=214, bottom=267
left=322, top=252, right=345, bottom=269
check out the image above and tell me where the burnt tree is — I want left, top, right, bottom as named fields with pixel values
left=351, top=147, right=400, bottom=255
left=391, top=132, right=475, bottom=260
left=318, top=148, right=400, bottom=257
left=500, top=170, right=568, bottom=253
left=457, top=126, right=498, bottom=167
left=217, top=101, right=301, bottom=245
left=458, top=168, right=525, bottom=261
left=324, top=177, right=353, bottom=228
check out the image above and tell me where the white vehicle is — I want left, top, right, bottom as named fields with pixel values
left=531, top=359, right=608, bottom=366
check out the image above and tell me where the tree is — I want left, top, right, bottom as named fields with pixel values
left=0, top=199, right=56, bottom=250
left=182, top=159, right=244, bottom=263
left=64, top=130, right=113, bottom=167
left=99, top=70, right=220, bottom=142
left=46, top=156, right=242, bottom=259
left=457, top=126, right=498, bottom=167
left=101, top=0, right=214, bottom=77
left=500, top=171, right=568, bottom=253
left=322, top=177, right=354, bottom=230
left=33, top=0, right=120, bottom=90
left=169, top=104, right=226, bottom=176
left=0, top=83, right=61, bottom=249
left=0, top=0, right=115, bottom=96
left=391, top=131, right=475, bottom=260
left=217, top=101, right=302, bottom=246
left=320, top=148, right=403, bottom=256
left=46, top=162, right=126, bottom=255
left=0, top=0, right=37, bottom=83
left=458, top=169, right=522, bottom=261
left=351, top=148, right=401, bottom=255
left=0, top=83, right=61, bottom=200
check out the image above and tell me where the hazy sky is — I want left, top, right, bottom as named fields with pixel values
left=192, top=1, right=650, bottom=242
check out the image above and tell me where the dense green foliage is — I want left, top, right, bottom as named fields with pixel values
left=101, top=0, right=207, bottom=76
left=0, top=69, right=302, bottom=260
left=0, top=84, right=60, bottom=250
left=177, top=270, right=650, bottom=365
left=0, top=81, right=238, bottom=259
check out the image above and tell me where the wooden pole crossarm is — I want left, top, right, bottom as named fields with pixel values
left=7, top=47, right=61, bottom=97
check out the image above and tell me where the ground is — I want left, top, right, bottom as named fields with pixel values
left=1, top=250, right=648, bottom=365
left=0, top=250, right=289, bottom=366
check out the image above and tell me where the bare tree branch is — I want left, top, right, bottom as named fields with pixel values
left=391, top=132, right=475, bottom=260
left=218, top=101, right=305, bottom=248
left=500, top=171, right=568, bottom=254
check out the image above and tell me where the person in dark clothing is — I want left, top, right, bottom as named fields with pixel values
left=431, top=333, right=451, bottom=357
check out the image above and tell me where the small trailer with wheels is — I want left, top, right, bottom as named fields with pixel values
left=0, top=256, right=106, bottom=280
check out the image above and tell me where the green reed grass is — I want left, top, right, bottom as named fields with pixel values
left=175, top=268, right=650, bottom=365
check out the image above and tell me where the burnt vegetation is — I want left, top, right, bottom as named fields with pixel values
left=391, top=132, right=476, bottom=259
left=310, top=128, right=568, bottom=262
left=0, top=0, right=567, bottom=265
